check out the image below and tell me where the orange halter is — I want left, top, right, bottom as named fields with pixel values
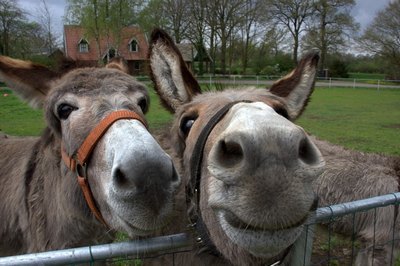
left=61, top=110, right=147, bottom=226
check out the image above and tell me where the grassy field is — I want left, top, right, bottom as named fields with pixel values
left=1, top=85, right=399, bottom=156
left=297, top=86, right=400, bottom=156
left=348, top=72, right=386, bottom=80
left=0, top=86, right=173, bottom=136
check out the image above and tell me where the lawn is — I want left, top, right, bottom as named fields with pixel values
left=297, top=86, right=400, bottom=156
left=0, top=86, right=173, bottom=136
left=348, top=72, right=386, bottom=80
left=1, top=85, right=399, bottom=156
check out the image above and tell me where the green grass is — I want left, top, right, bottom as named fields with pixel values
left=0, top=88, right=45, bottom=136
left=145, top=85, right=173, bottom=130
left=297, top=87, right=400, bottom=156
left=1, top=86, right=399, bottom=157
left=0, top=86, right=173, bottom=136
left=348, top=72, right=386, bottom=80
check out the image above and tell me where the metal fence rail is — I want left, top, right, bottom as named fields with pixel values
left=0, top=233, right=192, bottom=266
left=314, top=192, right=400, bottom=223
left=1, top=192, right=400, bottom=265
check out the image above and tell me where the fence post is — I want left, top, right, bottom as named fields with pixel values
left=329, top=78, right=332, bottom=88
left=290, top=224, right=315, bottom=266
left=377, top=79, right=380, bottom=92
left=209, top=75, right=212, bottom=87
left=353, top=79, right=356, bottom=89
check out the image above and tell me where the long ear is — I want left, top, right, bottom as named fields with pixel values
left=148, top=28, right=201, bottom=113
left=269, top=50, right=319, bottom=120
left=105, top=56, right=130, bottom=74
left=0, top=55, right=59, bottom=108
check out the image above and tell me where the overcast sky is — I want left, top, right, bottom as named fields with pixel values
left=19, top=0, right=392, bottom=37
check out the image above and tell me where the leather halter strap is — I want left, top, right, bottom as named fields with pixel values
left=61, top=110, right=147, bottom=226
left=186, top=100, right=250, bottom=253
left=186, top=100, right=292, bottom=264
left=187, top=101, right=247, bottom=215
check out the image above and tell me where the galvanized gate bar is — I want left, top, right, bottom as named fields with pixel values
left=0, top=233, right=191, bottom=266
left=2, top=193, right=400, bottom=265
left=313, top=192, right=400, bottom=223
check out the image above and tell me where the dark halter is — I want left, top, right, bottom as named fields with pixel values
left=186, top=100, right=251, bottom=253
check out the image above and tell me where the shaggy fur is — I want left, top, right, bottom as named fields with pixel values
left=312, top=136, right=400, bottom=266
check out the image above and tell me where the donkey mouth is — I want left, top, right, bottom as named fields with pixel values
left=216, top=209, right=305, bottom=259
left=222, top=209, right=309, bottom=231
left=115, top=210, right=173, bottom=237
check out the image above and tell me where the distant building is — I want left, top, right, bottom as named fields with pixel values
left=63, top=25, right=148, bottom=75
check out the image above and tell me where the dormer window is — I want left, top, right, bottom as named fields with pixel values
left=78, top=39, right=89, bottom=53
left=129, top=38, right=138, bottom=52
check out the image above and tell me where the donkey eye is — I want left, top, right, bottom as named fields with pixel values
left=57, top=104, right=77, bottom=120
left=138, top=98, right=148, bottom=113
left=180, top=117, right=196, bottom=137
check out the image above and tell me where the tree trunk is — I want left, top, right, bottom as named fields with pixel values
left=293, top=32, right=299, bottom=64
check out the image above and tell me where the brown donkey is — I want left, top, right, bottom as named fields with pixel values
left=312, top=136, right=400, bottom=266
left=0, top=56, right=180, bottom=255
left=145, top=29, right=325, bottom=265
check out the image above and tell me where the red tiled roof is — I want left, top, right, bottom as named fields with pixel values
left=64, top=25, right=148, bottom=61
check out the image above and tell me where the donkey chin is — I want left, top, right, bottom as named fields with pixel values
left=216, top=209, right=304, bottom=258
left=106, top=190, right=177, bottom=237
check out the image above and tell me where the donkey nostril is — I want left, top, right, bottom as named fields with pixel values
left=298, top=137, right=319, bottom=165
left=216, top=139, right=244, bottom=168
left=114, top=168, right=128, bottom=187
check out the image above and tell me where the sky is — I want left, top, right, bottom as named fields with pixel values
left=19, top=0, right=392, bottom=38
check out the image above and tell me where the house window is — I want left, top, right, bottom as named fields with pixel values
left=102, top=48, right=117, bottom=64
left=78, top=39, right=89, bottom=53
left=129, top=39, right=138, bottom=52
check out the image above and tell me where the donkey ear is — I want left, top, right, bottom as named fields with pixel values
left=0, top=55, right=59, bottom=109
left=148, top=28, right=201, bottom=113
left=105, top=56, right=130, bottom=74
left=269, top=50, right=319, bottom=120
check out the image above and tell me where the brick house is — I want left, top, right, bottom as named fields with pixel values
left=63, top=25, right=148, bottom=75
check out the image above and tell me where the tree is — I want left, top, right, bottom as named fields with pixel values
left=162, top=0, right=190, bottom=43
left=137, top=0, right=189, bottom=44
left=36, top=0, right=57, bottom=54
left=302, top=0, right=358, bottom=72
left=12, top=20, right=44, bottom=58
left=266, top=0, right=315, bottom=63
left=238, top=0, right=264, bottom=74
left=359, top=0, right=400, bottom=79
left=205, top=0, right=249, bottom=74
left=137, top=0, right=168, bottom=34
left=0, top=0, right=25, bottom=55
left=186, top=0, right=208, bottom=74
left=65, top=0, right=140, bottom=62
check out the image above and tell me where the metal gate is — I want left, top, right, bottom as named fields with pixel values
left=1, top=192, right=399, bottom=265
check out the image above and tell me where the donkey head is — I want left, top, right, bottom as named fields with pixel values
left=0, top=56, right=180, bottom=237
left=149, top=29, right=324, bottom=265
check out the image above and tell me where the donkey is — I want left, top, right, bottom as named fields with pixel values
left=312, top=137, right=400, bottom=266
left=0, top=56, right=180, bottom=255
left=144, top=29, right=325, bottom=265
